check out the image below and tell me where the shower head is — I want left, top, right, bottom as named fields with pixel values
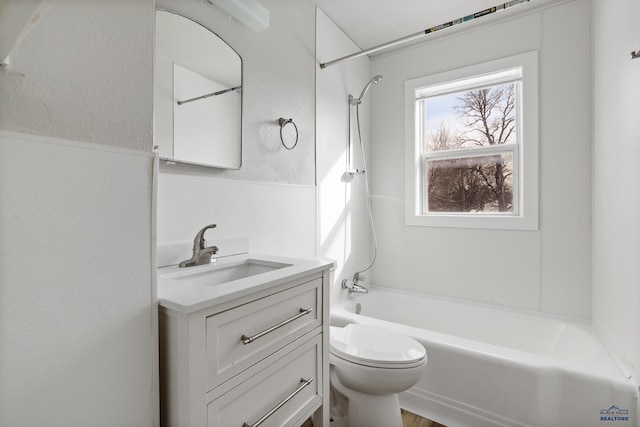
left=371, top=74, right=384, bottom=84
left=350, top=74, right=384, bottom=105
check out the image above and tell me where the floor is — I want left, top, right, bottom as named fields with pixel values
left=300, top=410, right=446, bottom=427
left=401, top=409, right=447, bottom=427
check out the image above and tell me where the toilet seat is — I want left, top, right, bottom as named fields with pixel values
left=330, top=324, right=427, bottom=369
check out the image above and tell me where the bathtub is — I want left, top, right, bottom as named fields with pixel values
left=331, top=286, right=638, bottom=427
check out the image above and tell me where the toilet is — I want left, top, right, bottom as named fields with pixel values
left=329, top=324, right=427, bottom=427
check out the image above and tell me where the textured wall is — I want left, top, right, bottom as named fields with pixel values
left=0, top=0, right=154, bottom=151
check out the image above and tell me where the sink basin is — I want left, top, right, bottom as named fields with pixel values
left=161, top=258, right=292, bottom=287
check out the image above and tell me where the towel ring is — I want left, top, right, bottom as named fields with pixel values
left=279, top=118, right=298, bottom=150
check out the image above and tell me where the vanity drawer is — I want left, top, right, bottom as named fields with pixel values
left=206, top=278, right=322, bottom=390
left=207, top=334, right=322, bottom=427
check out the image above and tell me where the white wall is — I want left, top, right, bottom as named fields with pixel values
left=592, top=0, right=640, bottom=380
left=0, top=1, right=157, bottom=425
left=0, top=132, right=156, bottom=427
left=316, top=9, right=375, bottom=304
left=156, top=0, right=318, bottom=258
left=157, top=174, right=316, bottom=257
left=369, top=1, right=593, bottom=318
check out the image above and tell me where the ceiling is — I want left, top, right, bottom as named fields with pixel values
left=312, top=0, right=558, bottom=51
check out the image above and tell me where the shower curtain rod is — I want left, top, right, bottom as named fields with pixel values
left=319, top=0, right=530, bottom=70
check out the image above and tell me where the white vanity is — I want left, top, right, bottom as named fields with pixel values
left=157, top=249, right=332, bottom=427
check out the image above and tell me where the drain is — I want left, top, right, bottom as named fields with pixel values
left=355, top=303, right=362, bottom=314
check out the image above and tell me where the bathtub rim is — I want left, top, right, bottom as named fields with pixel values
left=343, top=283, right=593, bottom=325
left=332, top=285, right=636, bottom=386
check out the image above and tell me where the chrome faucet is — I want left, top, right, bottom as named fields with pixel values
left=179, top=224, right=219, bottom=268
left=341, top=272, right=368, bottom=294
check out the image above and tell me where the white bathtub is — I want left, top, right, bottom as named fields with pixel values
left=331, top=286, right=638, bottom=427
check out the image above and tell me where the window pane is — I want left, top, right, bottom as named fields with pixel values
left=423, top=82, right=517, bottom=153
left=425, top=153, right=514, bottom=213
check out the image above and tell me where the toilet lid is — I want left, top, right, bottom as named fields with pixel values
left=330, top=324, right=427, bottom=368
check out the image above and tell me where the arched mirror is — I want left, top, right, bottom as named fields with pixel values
left=154, top=9, right=242, bottom=169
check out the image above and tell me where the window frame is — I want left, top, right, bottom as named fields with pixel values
left=404, top=51, right=539, bottom=230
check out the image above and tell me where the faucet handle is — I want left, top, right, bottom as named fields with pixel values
left=194, top=224, right=217, bottom=248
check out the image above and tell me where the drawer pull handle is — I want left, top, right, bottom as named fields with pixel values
left=241, top=308, right=313, bottom=345
left=243, top=377, right=314, bottom=427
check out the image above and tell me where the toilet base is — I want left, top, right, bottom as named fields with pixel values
left=330, top=367, right=403, bottom=427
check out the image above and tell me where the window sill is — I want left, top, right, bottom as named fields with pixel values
left=405, top=211, right=538, bottom=231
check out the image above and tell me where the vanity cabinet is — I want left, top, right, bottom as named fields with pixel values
left=159, top=269, right=330, bottom=427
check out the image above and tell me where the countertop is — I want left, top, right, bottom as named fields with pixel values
left=157, top=253, right=334, bottom=314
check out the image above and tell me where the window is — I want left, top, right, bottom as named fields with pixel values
left=405, top=52, right=538, bottom=230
